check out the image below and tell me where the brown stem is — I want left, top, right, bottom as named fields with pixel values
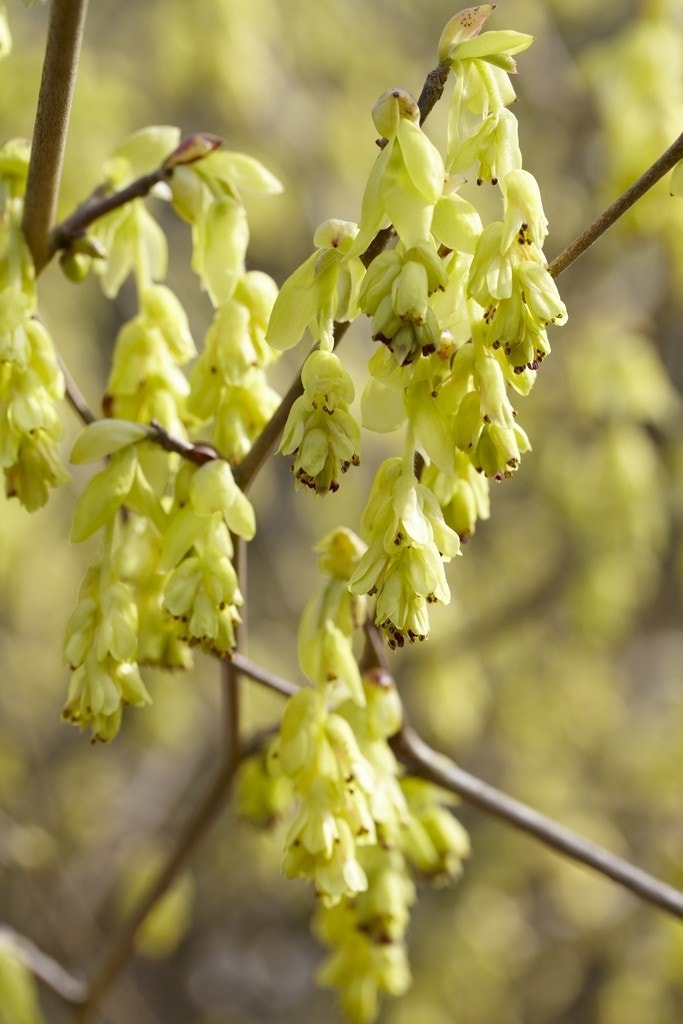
left=223, top=536, right=247, bottom=756
left=74, top=753, right=239, bottom=1022
left=393, top=723, right=683, bottom=921
left=549, top=131, right=683, bottom=279
left=229, top=651, right=298, bottom=698
left=417, top=60, right=451, bottom=124
left=22, top=0, right=90, bottom=272
left=213, top=655, right=683, bottom=923
left=52, top=169, right=169, bottom=254
left=57, top=351, right=96, bottom=425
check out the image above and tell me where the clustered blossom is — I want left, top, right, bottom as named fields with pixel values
left=268, top=6, right=566, bottom=656
left=0, top=139, right=69, bottom=510
left=270, top=673, right=414, bottom=1020
left=349, top=459, right=460, bottom=647
left=297, top=528, right=368, bottom=703
left=188, top=270, right=281, bottom=462
left=63, top=558, right=151, bottom=743
left=159, top=459, right=255, bottom=654
left=7, top=6, right=569, bottom=1020
left=62, top=129, right=283, bottom=736
left=260, top=15, right=566, bottom=1013
left=280, top=349, right=361, bottom=494
left=257, top=658, right=469, bottom=1024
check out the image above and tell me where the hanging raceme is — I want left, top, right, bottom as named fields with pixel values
left=0, top=139, right=69, bottom=510
left=256, top=9, right=567, bottom=1018
left=58, top=128, right=281, bottom=739
left=2, top=2, right=576, bottom=1019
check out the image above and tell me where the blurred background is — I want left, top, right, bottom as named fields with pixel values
left=2, top=0, right=683, bottom=1021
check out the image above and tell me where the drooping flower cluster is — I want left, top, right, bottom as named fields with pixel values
left=268, top=531, right=410, bottom=903
left=178, top=146, right=285, bottom=461
left=188, top=270, right=281, bottom=462
left=62, top=130, right=281, bottom=736
left=159, top=458, right=255, bottom=654
left=64, top=419, right=257, bottom=739
left=0, top=139, right=69, bottom=509
left=254, top=648, right=469, bottom=1024
left=64, top=436, right=155, bottom=742
left=349, top=459, right=460, bottom=648
left=297, top=527, right=368, bottom=702
left=280, top=349, right=361, bottom=494
left=268, top=5, right=566, bottom=648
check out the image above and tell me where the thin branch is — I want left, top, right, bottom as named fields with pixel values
left=233, top=63, right=456, bottom=494
left=417, top=60, right=451, bottom=124
left=0, top=925, right=86, bottom=1004
left=147, top=420, right=221, bottom=466
left=22, top=0, right=90, bottom=272
left=57, top=351, right=96, bottom=425
left=393, top=723, right=683, bottom=921
left=229, top=651, right=299, bottom=698
left=549, top=131, right=683, bottom=280
left=52, top=134, right=221, bottom=257
left=74, top=753, right=239, bottom=1022
left=216, top=654, right=683, bottom=922
left=52, top=170, right=169, bottom=253
left=223, top=536, right=247, bottom=757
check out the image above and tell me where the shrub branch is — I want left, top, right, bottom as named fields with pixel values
left=549, top=131, right=683, bottom=279
left=21, top=0, right=90, bottom=272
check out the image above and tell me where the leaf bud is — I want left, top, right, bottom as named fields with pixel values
left=162, top=132, right=223, bottom=170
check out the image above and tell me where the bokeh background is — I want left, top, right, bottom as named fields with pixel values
left=2, top=0, right=683, bottom=1021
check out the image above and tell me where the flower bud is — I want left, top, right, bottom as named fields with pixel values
left=392, top=260, right=429, bottom=323
left=162, top=132, right=222, bottom=170
left=358, top=250, right=402, bottom=315
left=59, top=250, right=91, bottom=283
left=438, top=5, right=496, bottom=62
left=372, top=88, right=420, bottom=140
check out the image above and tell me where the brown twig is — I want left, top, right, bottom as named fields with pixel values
left=22, top=0, right=90, bottom=272
left=73, top=752, right=240, bottom=1022
left=229, top=651, right=299, bottom=698
left=57, top=351, right=96, bottom=425
left=417, top=60, right=451, bottom=124
left=146, top=420, right=222, bottom=465
left=393, top=723, right=683, bottom=921
left=223, top=536, right=247, bottom=756
left=51, top=170, right=170, bottom=254
left=209, top=655, right=683, bottom=923
left=549, top=131, right=683, bottom=280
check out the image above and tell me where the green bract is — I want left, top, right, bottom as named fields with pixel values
left=437, top=4, right=496, bottom=62
left=104, top=125, right=181, bottom=186
left=348, top=115, right=445, bottom=256
left=70, top=419, right=150, bottom=464
left=266, top=219, right=362, bottom=351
